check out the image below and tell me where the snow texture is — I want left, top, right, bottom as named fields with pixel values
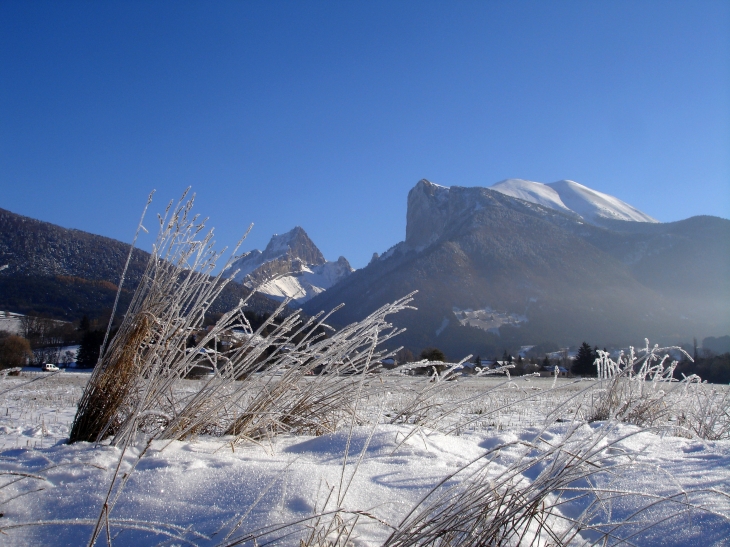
left=490, top=178, right=658, bottom=225
left=251, top=259, right=353, bottom=303
left=490, top=179, right=575, bottom=216
left=452, top=306, right=528, bottom=335
left=547, top=179, right=658, bottom=224
left=1, top=373, right=729, bottom=546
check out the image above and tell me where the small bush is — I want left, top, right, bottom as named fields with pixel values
left=0, top=334, right=32, bottom=369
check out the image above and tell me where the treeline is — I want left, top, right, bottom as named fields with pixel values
left=0, top=312, right=110, bottom=369
left=5, top=306, right=728, bottom=386
left=674, top=353, right=730, bottom=384
left=399, top=340, right=730, bottom=384
left=0, top=306, right=327, bottom=370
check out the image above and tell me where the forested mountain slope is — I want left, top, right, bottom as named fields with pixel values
left=0, top=208, right=279, bottom=320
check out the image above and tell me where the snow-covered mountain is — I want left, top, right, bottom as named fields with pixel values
left=229, top=227, right=353, bottom=304
left=305, top=179, right=729, bottom=356
left=490, top=179, right=658, bottom=226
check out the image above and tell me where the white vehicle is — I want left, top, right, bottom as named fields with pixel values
left=42, top=363, right=59, bottom=372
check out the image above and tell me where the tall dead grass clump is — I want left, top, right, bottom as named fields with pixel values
left=586, top=340, right=694, bottom=427
left=675, top=382, right=730, bottom=440
left=69, top=189, right=246, bottom=444
left=69, top=190, right=415, bottom=447
left=578, top=340, right=730, bottom=440
left=159, top=292, right=412, bottom=443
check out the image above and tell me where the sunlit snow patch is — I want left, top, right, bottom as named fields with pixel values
left=453, top=306, right=527, bottom=335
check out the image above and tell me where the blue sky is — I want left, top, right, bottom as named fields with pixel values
left=1, top=1, right=728, bottom=268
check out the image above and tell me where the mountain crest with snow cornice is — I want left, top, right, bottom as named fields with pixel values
left=230, top=227, right=353, bottom=304
left=490, top=178, right=658, bottom=226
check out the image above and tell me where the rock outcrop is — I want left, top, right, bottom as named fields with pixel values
left=230, top=227, right=353, bottom=304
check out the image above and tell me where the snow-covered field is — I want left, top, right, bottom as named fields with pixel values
left=1, top=372, right=729, bottom=546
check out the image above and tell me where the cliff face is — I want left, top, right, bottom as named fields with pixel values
left=305, top=180, right=730, bottom=356
left=405, top=180, right=451, bottom=249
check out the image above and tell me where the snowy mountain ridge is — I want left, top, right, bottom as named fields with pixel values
left=402, top=178, right=658, bottom=255
left=490, top=178, right=658, bottom=225
left=229, top=226, right=353, bottom=304
left=305, top=178, right=729, bottom=355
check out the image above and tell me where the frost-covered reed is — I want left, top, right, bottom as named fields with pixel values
left=69, top=190, right=418, bottom=448
left=70, top=189, right=246, bottom=444
left=382, top=422, right=725, bottom=547
left=584, top=340, right=730, bottom=439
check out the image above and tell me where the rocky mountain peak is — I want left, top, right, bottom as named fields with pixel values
left=261, top=226, right=325, bottom=265
left=405, top=178, right=660, bottom=253
left=229, top=226, right=352, bottom=305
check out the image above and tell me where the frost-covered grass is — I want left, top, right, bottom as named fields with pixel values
left=0, top=371, right=87, bottom=450
left=1, top=372, right=729, bottom=546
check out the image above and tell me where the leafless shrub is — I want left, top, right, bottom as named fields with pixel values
left=586, top=340, right=693, bottom=427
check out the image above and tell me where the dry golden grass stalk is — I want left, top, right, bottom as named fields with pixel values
left=69, top=189, right=417, bottom=448
left=69, top=189, right=251, bottom=444
left=382, top=422, right=718, bottom=547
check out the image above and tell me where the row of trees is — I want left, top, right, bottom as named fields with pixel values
left=0, top=313, right=114, bottom=369
left=406, top=341, right=730, bottom=383
left=460, top=342, right=597, bottom=377
left=674, top=351, right=730, bottom=384
left=0, top=314, right=79, bottom=369
left=395, top=342, right=601, bottom=377
left=18, top=315, right=79, bottom=365
left=0, top=305, right=341, bottom=371
left=4, top=310, right=729, bottom=383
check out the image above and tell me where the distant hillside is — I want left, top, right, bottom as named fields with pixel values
left=304, top=180, right=730, bottom=357
left=0, top=208, right=281, bottom=321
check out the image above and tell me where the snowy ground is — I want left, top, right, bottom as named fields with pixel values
left=1, top=372, right=729, bottom=546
